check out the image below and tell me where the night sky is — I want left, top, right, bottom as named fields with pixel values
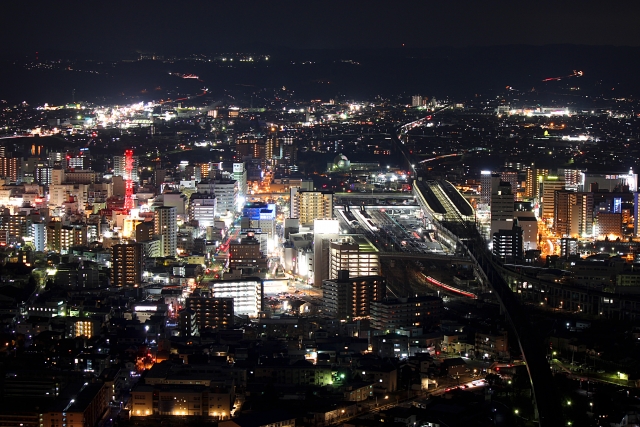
left=3, top=0, right=640, bottom=56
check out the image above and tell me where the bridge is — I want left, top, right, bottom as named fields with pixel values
left=378, top=252, right=473, bottom=264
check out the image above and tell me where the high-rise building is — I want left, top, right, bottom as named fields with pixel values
left=178, top=309, right=199, bottom=338
left=411, top=95, right=423, bottom=107
left=596, top=212, right=622, bottom=239
left=479, top=171, right=494, bottom=206
left=500, top=170, right=519, bottom=200
left=30, top=222, right=45, bottom=252
left=111, top=243, right=143, bottom=287
left=185, top=297, right=234, bottom=331
left=232, top=163, right=247, bottom=198
left=229, top=234, right=264, bottom=268
left=525, top=166, right=549, bottom=200
left=490, top=181, right=514, bottom=236
left=135, top=221, right=154, bottom=242
left=492, top=225, right=523, bottom=263
left=46, top=222, right=86, bottom=254
left=329, top=236, right=380, bottom=280
left=514, top=213, right=538, bottom=251
left=291, top=190, right=334, bottom=226
left=197, top=180, right=238, bottom=215
left=322, top=271, right=386, bottom=320
left=540, top=176, right=566, bottom=225
left=210, top=279, right=262, bottom=317
left=278, top=137, right=298, bottom=173
left=154, top=206, right=177, bottom=258
left=560, top=237, right=579, bottom=259
left=554, top=191, right=593, bottom=237
left=189, top=193, right=217, bottom=228
left=113, top=153, right=139, bottom=183
left=0, top=153, right=20, bottom=182
left=313, top=219, right=340, bottom=287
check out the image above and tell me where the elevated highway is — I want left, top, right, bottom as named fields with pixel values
left=390, top=113, right=564, bottom=426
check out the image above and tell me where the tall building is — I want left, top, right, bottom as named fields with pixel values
left=229, top=234, right=263, bottom=268
left=525, top=166, right=549, bottom=200
left=210, top=279, right=262, bottom=317
left=197, top=180, right=238, bottom=215
left=232, top=163, right=247, bottom=198
left=560, top=237, right=579, bottom=258
left=291, top=190, right=333, bottom=226
left=479, top=171, right=494, bottom=206
left=185, top=297, right=234, bottom=331
left=154, top=206, right=177, bottom=258
left=514, top=213, right=538, bottom=251
left=278, top=137, right=298, bottom=173
left=492, top=225, right=523, bottom=263
left=189, top=193, right=217, bottom=228
left=554, top=191, right=593, bottom=237
left=30, top=222, right=45, bottom=252
left=111, top=243, right=143, bottom=287
left=0, top=151, right=20, bottom=181
left=46, top=222, right=86, bottom=254
left=114, top=154, right=139, bottom=183
left=596, top=212, right=622, bottom=239
left=322, top=271, right=386, bottom=320
left=411, top=95, right=423, bottom=107
left=313, top=219, right=340, bottom=287
left=540, top=176, right=566, bottom=225
left=490, top=181, right=514, bottom=236
left=135, top=221, right=154, bottom=242
left=370, top=296, right=444, bottom=332
left=500, top=170, right=519, bottom=200
left=329, top=236, right=380, bottom=280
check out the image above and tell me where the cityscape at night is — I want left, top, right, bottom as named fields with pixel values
left=1, top=2, right=640, bottom=427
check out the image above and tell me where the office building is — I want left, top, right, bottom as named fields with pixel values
left=111, top=243, right=143, bottom=287
left=189, top=193, right=217, bottom=228
left=490, top=181, right=514, bottom=236
left=197, top=180, right=238, bottom=215
left=210, top=279, right=262, bottom=317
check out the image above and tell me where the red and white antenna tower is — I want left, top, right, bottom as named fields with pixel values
left=124, top=149, right=134, bottom=211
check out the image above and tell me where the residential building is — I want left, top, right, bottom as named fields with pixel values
left=110, top=243, right=143, bottom=287
left=322, top=271, right=386, bottom=320
left=370, top=296, right=443, bottom=332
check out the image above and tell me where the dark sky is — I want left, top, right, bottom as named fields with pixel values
left=4, top=0, right=640, bottom=55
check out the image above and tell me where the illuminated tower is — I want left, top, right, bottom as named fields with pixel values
left=124, top=149, right=134, bottom=211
